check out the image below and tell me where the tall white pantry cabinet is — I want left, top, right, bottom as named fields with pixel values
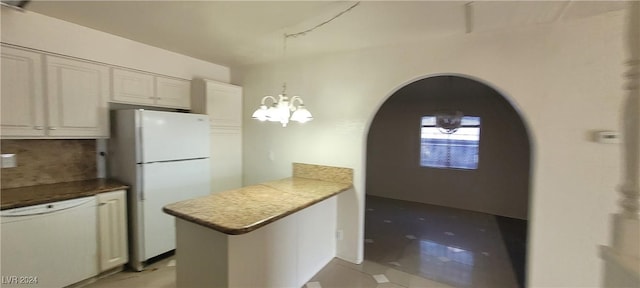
left=192, top=79, right=243, bottom=193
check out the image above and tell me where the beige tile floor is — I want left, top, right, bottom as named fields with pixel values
left=81, top=256, right=452, bottom=288
left=82, top=257, right=176, bottom=288
left=82, top=196, right=521, bottom=288
left=309, top=258, right=455, bottom=288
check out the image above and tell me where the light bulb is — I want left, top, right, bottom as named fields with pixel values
left=291, top=105, right=313, bottom=123
left=266, top=104, right=280, bottom=122
left=251, top=105, right=268, bottom=121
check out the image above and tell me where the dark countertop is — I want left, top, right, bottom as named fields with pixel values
left=163, top=177, right=352, bottom=235
left=1, top=179, right=129, bottom=210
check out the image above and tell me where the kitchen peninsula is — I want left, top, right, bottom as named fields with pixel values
left=163, top=163, right=353, bottom=287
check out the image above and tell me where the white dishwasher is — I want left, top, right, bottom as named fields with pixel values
left=1, top=196, right=98, bottom=288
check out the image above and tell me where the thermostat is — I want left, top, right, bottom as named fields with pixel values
left=594, top=131, right=621, bottom=144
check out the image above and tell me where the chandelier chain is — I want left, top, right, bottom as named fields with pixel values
left=284, top=2, right=361, bottom=39
left=254, top=2, right=360, bottom=127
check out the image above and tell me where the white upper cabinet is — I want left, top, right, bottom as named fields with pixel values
left=207, top=81, right=242, bottom=127
left=192, top=79, right=242, bottom=128
left=111, top=68, right=191, bottom=109
left=1, top=46, right=46, bottom=137
left=156, top=76, right=191, bottom=109
left=1, top=46, right=109, bottom=139
left=46, top=55, right=110, bottom=138
left=112, top=68, right=155, bottom=105
left=2, top=44, right=193, bottom=139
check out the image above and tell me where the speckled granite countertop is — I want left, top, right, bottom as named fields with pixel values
left=1, top=179, right=129, bottom=210
left=163, top=163, right=354, bottom=235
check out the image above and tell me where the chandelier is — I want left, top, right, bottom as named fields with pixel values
left=435, top=111, right=463, bottom=134
left=251, top=1, right=361, bottom=127
left=251, top=83, right=313, bottom=127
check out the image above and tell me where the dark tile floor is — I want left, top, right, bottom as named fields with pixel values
left=359, top=195, right=526, bottom=288
left=495, top=215, right=527, bottom=287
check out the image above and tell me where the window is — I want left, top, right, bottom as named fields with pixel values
left=420, top=116, right=480, bottom=169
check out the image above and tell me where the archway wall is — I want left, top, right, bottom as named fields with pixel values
left=236, top=10, right=625, bottom=288
left=367, top=75, right=530, bottom=219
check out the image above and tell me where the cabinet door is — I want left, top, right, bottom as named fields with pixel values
left=1, top=46, right=46, bottom=137
left=156, top=77, right=190, bottom=109
left=112, top=68, right=155, bottom=105
left=206, top=81, right=242, bottom=127
left=210, top=127, right=242, bottom=193
left=97, top=190, right=129, bottom=271
left=46, top=56, right=110, bottom=137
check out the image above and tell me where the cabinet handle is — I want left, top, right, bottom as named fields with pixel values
left=48, top=127, right=57, bottom=130
left=34, top=126, right=44, bottom=130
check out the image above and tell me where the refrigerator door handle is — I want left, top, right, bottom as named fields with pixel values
left=137, top=164, right=145, bottom=201
left=136, top=125, right=144, bottom=164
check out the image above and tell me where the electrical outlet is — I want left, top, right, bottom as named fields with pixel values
left=336, top=229, right=344, bottom=241
left=1, top=154, right=17, bottom=168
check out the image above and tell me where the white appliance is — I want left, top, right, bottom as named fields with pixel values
left=1, top=197, right=98, bottom=288
left=109, top=109, right=210, bottom=271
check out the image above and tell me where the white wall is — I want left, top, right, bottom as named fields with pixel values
left=1, top=8, right=229, bottom=82
left=237, top=10, right=626, bottom=287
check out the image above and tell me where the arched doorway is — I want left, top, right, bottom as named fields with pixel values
left=364, top=75, right=531, bottom=287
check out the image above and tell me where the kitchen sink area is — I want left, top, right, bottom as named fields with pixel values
left=0, top=139, right=129, bottom=287
left=0, top=178, right=129, bottom=288
left=2, top=196, right=100, bottom=287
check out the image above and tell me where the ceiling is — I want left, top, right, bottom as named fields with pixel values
left=23, top=1, right=628, bottom=68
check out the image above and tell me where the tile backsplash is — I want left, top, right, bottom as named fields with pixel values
left=1, top=139, right=97, bottom=189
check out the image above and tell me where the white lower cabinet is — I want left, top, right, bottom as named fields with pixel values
left=0, top=191, right=128, bottom=287
left=97, top=190, right=129, bottom=272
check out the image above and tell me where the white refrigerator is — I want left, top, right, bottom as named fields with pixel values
left=109, top=109, right=210, bottom=271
